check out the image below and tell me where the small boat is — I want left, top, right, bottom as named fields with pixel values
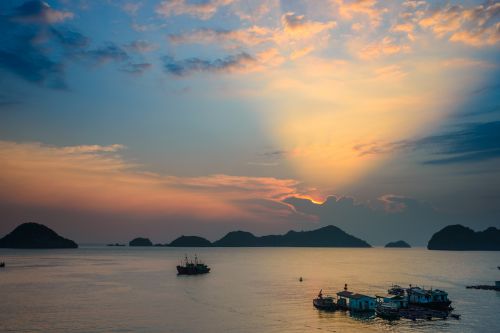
left=450, top=313, right=461, bottom=319
left=0, top=262, right=4, bottom=268
left=177, top=255, right=210, bottom=275
left=313, top=289, right=337, bottom=311
left=376, top=303, right=400, bottom=320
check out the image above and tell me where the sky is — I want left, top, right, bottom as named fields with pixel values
left=0, top=0, right=499, bottom=245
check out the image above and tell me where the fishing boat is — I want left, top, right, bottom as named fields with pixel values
left=176, top=255, right=210, bottom=275
left=313, top=289, right=337, bottom=311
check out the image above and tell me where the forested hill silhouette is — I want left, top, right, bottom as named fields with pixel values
left=0, top=223, right=78, bottom=249
left=212, top=225, right=371, bottom=247
left=427, top=225, right=500, bottom=251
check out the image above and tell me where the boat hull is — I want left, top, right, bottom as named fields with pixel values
left=313, top=298, right=337, bottom=311
left=409, top=301, right=451, bottom=311
left=176, top=266, right=210, bottom=275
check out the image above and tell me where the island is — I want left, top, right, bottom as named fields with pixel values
left=129, top=237, right=153, bottom=246
left=169, top=235, right=212, bottom=247
left=213, top=225, right=371, bottom=247
left=385, top=240, right=411, bottom=248
left=0, top=222, right=78, bottom=249
left=427, top=224, right=500, bottom=251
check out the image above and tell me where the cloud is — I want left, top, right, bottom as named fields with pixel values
left=156, top=0, right=233, bottom=20
left=419, top=2, right=500, bottom=47
left=0, top=1, right=80, bottom=88
left=162, top=52, right=257, bottom=76
left=80, top=43, right=129, bottom=65
left=357, top=36, right=410, bottom=59
left=354, top=121, right=500, bottom=165
left=0, top=140, right=309, bottom=226
left=281, top=12, right=337, bottom=39
left=12, top=0, right=74, bottom=24
left=168, top=26, right=272, bottom=47
left=418, top=121, right=500, bottom=165
left=333, top=0, right=387, bottom=28
left=120, top=62, right=152, bottom=74
left=284, top=194, right=455, bottom=245
left=123, top=40, right=159, bottom=53
left=122, top=2, right=142, bottom=16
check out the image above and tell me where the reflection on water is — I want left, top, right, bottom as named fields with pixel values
left=0, top=247, right=499, bottom=332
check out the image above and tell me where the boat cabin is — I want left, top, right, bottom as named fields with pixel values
left=376, top=294, right=408, bottom=309
left=407, top=287, right=449, bottom=304
left=337, top=290, right=376, bottom=311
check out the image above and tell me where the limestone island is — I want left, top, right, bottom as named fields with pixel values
left=385, top=240, right=411, bottom=248
left=169, top=235, right=212, bottom=247
left=213, top=225, right=371, bottom=247
left=427, top=224, right=500, bottom=251
left=0, top=222, right=78, bottom=249
left=129, top=237, right=153, bottom=246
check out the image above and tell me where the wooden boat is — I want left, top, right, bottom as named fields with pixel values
left=313, top=290, right=337, bottom=311
left=176, top=255, right=210, bottom=275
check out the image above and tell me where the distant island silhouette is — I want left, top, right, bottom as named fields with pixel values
left=124, top=225, right=371, bottom=247
left=0, top=223, right=77, bottom=249
left=427, top=225, right=500, bottom=251
left=385, top=240, right=411, bottom=248
left=169, top=235, right=212, bottom=247
left=212, top=225, right=371, bottom=247
left=129, top=237, right=153, bottom=246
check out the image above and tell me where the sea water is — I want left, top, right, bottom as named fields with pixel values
left=1, top=247, right=499, bottom=332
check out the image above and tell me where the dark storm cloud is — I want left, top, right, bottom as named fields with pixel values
left=162, top=53, right=256, bottom=76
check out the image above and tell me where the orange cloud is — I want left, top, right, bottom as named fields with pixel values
left=419, top=2, right=500, bottom=47
left=357, top=36, right=411, bottom=59
left=0, top=141, right=308, bottom=222
left=333, top=0, right=388, bottom=28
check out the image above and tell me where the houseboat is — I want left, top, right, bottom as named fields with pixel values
left=336, top=284, right=376, bottom=312
left=407, top=286, right=452, bottom=310
left=313, top=289, right=337, bottom=311
left=176, top=255, right=210, bottom=275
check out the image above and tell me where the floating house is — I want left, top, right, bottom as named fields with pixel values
left=337, top=285, right=376, bottom=311
left=407, top=287, right=451, bottom=310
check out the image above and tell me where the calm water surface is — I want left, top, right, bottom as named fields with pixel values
left=1, top=247, right=499, bottom=332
